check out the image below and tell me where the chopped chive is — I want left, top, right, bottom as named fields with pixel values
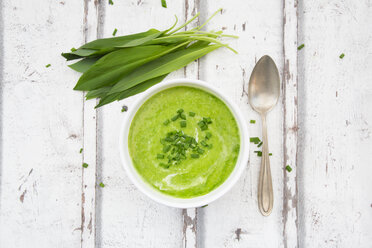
left=158, top=129, right=212, bottom=167
left=180, top=113, right=186, bottom=120
left=204, top=117, right=212, bottom=124
left=286, top=165, right=292, bottom=172
left=82, top=163, right=88, bottom=168
left=70, top=47, right=77, bottom=52
left=297, top=44, right=305, bottom=50
left=257, top=141, right=263, bottom=148
left=191, top=153, right=199, bottom=158
left=339, top=53, right=345, bottom=59
left=160, top=163, right=170, bottom=169
left=269, top=153, right=272, bottom=156
left=250, top=119, right=256, bottom=124
left=171, top=115, right=179, bottom=121
left=99, top=182, right=105, bottom=188
left=163, top=119, right=170, bottom=125
left=201, top=204, right=208, bottom=208
left=161, top=0, right=167, bottom=8
left=177, top=109, right=184, bottom=114
left=257, top=151, right=262, bottom=157
left=163, top=145, right=171, bottom=153
left=108, top=0, right=114, bottom=5
left=205, top=132, right=212, bottom=139
left=121, top=105, right=128, bottom=112
left=112, top=28, right=118, bottom=36
left=250, top=137, right=261, bottom=144
left=79, top=148, right=83, bottom=153
left=197, top=148, right=204, bottom=154
left=45, top=64, right=51, bottom=68
left=189, top=112, right=195, bottom=117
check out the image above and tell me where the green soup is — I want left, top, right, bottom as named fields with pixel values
left=128, top=86, right=240, bottom=198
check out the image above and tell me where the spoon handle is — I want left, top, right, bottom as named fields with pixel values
left=258, top=114, right=274, bottom=216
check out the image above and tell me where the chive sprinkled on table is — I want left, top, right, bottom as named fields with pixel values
left=254, top=151, right=262, bottom=157
left=79, top=148, right=83, bottom=153
left=339, top=53, right=345, bottom=59
left=45, top=64, right=51, bottom=68
left=297, top=44, right=305, bottom=50
left=108, top=0, right=114, bottom=5
left=99, top=182, right=105, bottom=188
left=112, top=28, right=118, bottom=36
left=161, top=0, right=167, bottom=8
left=121, top=105, right=128, bottom=112
left=250, top=137, right=261, bottom=144
left=286, top=165, right=292, bottom=172
left=70, top=47, right=77, bottom=52
left=250, top=119, right=256, bottom=124
left=82, top=163, right=88, bottom=168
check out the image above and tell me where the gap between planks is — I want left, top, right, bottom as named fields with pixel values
left=182, top=0, right=200, bottom=248
left=81, top=0, right=102, bottom=247
left=282, top=0, right=299, bottom=247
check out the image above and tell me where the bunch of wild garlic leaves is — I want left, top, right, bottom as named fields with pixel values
left=62, top=9, right=238, bottom=108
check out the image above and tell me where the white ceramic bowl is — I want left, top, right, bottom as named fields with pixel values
left=119, top=78, right=249, bottom=208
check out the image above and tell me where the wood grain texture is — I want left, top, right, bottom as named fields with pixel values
left=197, top=0, right=285, bottom=247
left=1, top=0, right=372, bottom=247
left=0, top=0, right=84, bottom=247
left=182, top=1, right=200, bottom=247
left=94, top=1, right=185, bottom=247
left=81, top=0, right=100, bottom=247
left=282, top=0, right=299, bottom=247
left=297, top=0, right=372, bottom=247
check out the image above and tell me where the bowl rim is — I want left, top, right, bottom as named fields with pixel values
left=119, top=78, right=249, bottom=208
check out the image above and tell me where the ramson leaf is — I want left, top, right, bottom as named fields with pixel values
left=108, top=44, right=221, bottom=94
left=74, top=42, right=188, bottom=91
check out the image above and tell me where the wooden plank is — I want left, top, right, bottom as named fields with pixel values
left=0, top=0, right=84, bottom=247
left=95, top=1, right=185, bottom=247
left=197, top=1, right=285, bottom=247
left=282, top=0, right=299, bottom=247
left=182, top=0, right=199, bottom=247
left=81, top=0, right=100, bottom=247
left=297, top=0, right=372, bottom=247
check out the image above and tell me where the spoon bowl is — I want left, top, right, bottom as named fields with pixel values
left=248, top=56, right=280, bottom=113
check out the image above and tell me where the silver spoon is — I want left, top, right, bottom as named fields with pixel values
left=248, top=55, right=280, bottom=216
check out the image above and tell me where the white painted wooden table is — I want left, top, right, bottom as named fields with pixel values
left=0, top=0, right=371, bottom=247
